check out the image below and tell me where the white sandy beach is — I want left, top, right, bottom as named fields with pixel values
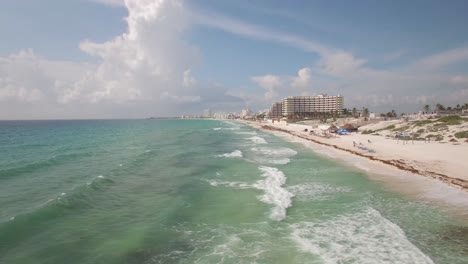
left=239, top=120, right=468, bottom=215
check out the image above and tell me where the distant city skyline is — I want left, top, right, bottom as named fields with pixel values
left=1, top=0, right=468, bottom=119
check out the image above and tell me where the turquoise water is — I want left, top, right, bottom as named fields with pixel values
left=0, top=119, right=466, bottom=264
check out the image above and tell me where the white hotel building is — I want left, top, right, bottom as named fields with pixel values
left=281, top=94, right=344, bottom=117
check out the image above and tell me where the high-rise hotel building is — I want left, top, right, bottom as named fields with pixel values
left=281, top=94, right=344, bottom=117
left=267, top=102, right=283, bottom=118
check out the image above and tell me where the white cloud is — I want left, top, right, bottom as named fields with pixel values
left=89, top=0, right=125, bottom=7
left=318, top=52, right=367, bottom=76
left=0, top=0, right=245, bottom=119
left=450, top=75, right=468, bottom=85
left=291, top=67, right=312, bottom=92
left=411, top=46, right=468, bottom=71
left=251, top=74, right=282, bottom=101
left=191, top=9, right=332, bottom=56
left=183, top=69, right=197, bottom=87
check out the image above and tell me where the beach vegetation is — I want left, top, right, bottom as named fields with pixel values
left=426, top=134, right=444, bottom=141
left=454, top=131, right=468, bottom=139
left=393, top=125, right=410, bottom=132
left=361, top=130, right=374, bottom=134
left=416, top=129, right=425, bottom=133
left=384, top=125, right=395, bottom=130
left=414, top=120, right=433, bottom=127
left=436, top=115, right=464, bottom=125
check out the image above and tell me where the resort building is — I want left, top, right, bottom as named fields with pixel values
left=282, top=94, right=344, bottom=118
left=267, top=102, right=283, bottom=118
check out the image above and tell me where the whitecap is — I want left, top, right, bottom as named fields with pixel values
left=253, top=166, right=294, bottom=221
left=204, top=179, right=251, bottom=189
left=217, top=150, right=243, bottom=158
left=290, top=207, right=434, bottom=264
left=204, top=166, right=293, bottom=221
left=247, top=136, right=268, bottom=144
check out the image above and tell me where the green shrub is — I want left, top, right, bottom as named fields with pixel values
left=416, top=129, right=425, bottom=133
left=361, top=130, right=374, bottom=134
left=414, top=120, right=433, bottom=127
left=384, top=125, right=395, bottom=130
left=437, top=115, right=463, bottom=125
left=454, top=131, right=468, bottom=139
left=393, top=125, right=410, bottom=132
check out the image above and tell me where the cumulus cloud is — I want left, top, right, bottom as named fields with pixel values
left=251, top=74, right=282, bottom=101
left=251, top=68, right=315, bottom=102
left=0, top=0, right=245, bottom=119
left=291, top=67, right=312, bottom=92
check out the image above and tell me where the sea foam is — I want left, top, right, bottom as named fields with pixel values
left=217, top=150, right=243, bottom=158
left=250, top=147, right=297, bottom=164
left=247, top=136, right=268, bottom=144
left=253, top=166, right=294, bottom=221
left=204, top=166, right=293, bottom=221
left=287, top=183, right=351, bottom=201
left=235, top=131, right=258, bottom=135
left=290, top=207, right=434, bottom=264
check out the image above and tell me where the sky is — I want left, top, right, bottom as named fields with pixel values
left=1, top=0, right=468, bottom=119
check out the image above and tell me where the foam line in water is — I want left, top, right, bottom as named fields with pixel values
left=213, top=127, right=240, bottom=131
left=217, top=150, right=243, bottom=158
left=250, top=147, right=297, bottom=165
left=235, top=131, right=258, bottom=135
left=287, top=183, right=351, bottom=201
left=290, top=207, right=434, bottom=264
left=204, top=167, right=293, bottom=221
left=251, top=147, right=297, bottom=157
left=253, top=166, right=294, bottom=221
left=204, top=179, right=252, bottom=189
left=247, top=136, right=268, bottom=144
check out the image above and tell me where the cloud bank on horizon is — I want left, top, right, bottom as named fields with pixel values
left=1, top=0, right=468, bottom=119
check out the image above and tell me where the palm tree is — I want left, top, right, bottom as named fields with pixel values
left=424, top=104, right=430, bottom=113
left=352, top=107, right=357, bottom=117
left=363, top=108, right=369, bottom=117
left=391, top=109, right=397, bottom=117
left=435, top=103, right=445, bottom=111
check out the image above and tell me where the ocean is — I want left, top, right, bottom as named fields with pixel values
left=0, top=119, right=466, bottom=264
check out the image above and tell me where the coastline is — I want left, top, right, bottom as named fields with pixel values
left=238, top=120, right=468, bottom=215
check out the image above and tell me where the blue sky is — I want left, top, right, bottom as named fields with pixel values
left=1, top=0, right=468, bottom=119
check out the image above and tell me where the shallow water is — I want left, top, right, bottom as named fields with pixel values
left=0, top=119, right=466, bottom=263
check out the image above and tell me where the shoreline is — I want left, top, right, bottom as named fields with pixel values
left=237, top=120, right=468, bottom=217
left=240, top=120, right=468, bottom=191
left=265, top=124, right=468, bottom=190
